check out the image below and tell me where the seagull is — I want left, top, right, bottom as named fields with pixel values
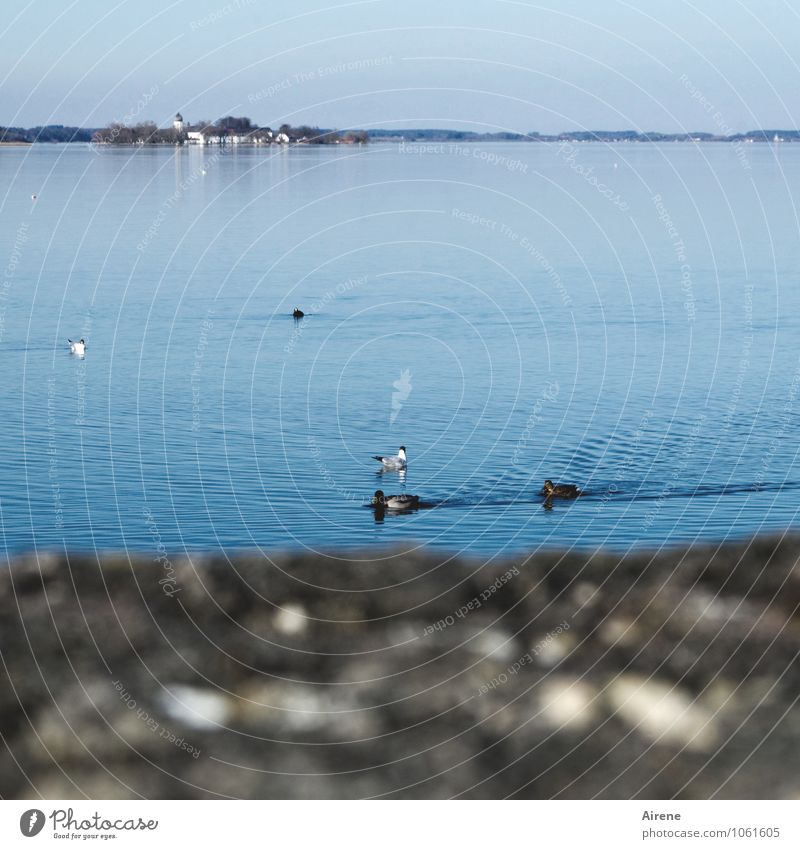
left=372, top=445, right=407, bottom=470
left=31, top=194, right=37, bottom=200
left=68, top=338, right=86, bottom=356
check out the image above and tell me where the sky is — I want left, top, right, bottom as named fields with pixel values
left=2, top=0, right=800, bottom=133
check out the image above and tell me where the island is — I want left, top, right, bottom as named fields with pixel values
left=91, top=114, right=368, bottom=146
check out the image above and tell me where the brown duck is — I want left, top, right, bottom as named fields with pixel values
left=541, top=479, right=581, bottom=499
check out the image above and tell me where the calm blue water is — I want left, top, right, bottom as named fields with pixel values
left=1, top=141, right=799, bottom=557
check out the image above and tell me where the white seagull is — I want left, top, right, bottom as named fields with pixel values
left=68, top=338, right=86, bottom=356
left=372, top=445, right=407, bottom=470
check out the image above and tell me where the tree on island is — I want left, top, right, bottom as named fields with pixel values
left=92, top=121, right=178, bottom=145
left=216, top=116, right=253, bottom=134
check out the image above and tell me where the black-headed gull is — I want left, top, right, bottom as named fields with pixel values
left=372, top=445, right=407, bottom=470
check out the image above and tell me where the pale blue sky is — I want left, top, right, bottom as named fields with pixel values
left=2, top=0, right=799, bottom=132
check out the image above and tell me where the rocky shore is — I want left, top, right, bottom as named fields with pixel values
left=1, top=536, right=799, bottom=799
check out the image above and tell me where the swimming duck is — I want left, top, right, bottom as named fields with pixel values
left=372, top=445, right=407, bottom=470
left=541, top=479, right=581, bottom=499
left=372, top=490, right=419, bottom=510
left=292, top=307, right=304, bottom=318
left=68, top=338, right=86, bottom=356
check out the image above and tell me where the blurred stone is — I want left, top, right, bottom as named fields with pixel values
left=539, top=677, right=598, bottom=731
left=273, top=603, right=308, bottom=636
left=0, top=536, right=798, bottom=798
left=608, top=674, right=718, bottom=752
left=158, top=685, right=234, bottom=731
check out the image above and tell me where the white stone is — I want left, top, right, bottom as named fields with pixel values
left=533, top=634, right=573, bottom=666
left=470, top=628, right=516, bottom=661
left=538, top=677, right=597, bottom=730
left=159, top=685, right=232, bottom=730
left=274, top=603, right=308, bottom=636
left=608, top=675, right=718, bottom=751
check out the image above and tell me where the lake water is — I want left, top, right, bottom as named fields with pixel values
left=2, top=140, right=799, bottom=558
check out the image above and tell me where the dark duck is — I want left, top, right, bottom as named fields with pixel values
left=541, top=479, right=582, bottom=499
left=371, top=489, right=419, bottom=510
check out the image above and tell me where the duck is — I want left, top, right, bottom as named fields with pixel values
left=372, top=445, right=407, bottom=470
left=372, top=490, right=419, bottom=510
left=292, top=307, right=304, bottom=318
left=541, top=479, right=581, bottom=499
left=68, top=338, right=86, bottom=356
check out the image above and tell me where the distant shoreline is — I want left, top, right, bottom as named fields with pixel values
left=4, top=124, right=800, bottom=145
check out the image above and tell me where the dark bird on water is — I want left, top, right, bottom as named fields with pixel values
left=371, top=489, right=419, bottom=510
left=292, top=307, right=304, bottom=318
left=541, top=479, right=581, bottom=499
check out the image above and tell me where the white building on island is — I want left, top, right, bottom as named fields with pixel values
left=177, top=113, right=281, bottom=145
